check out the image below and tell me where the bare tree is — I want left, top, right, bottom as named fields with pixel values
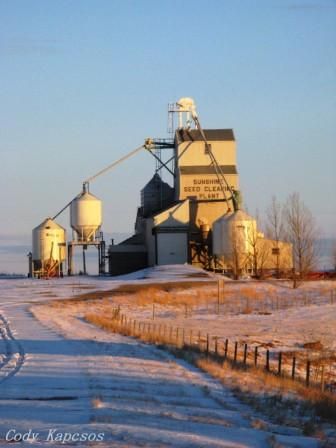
left=283, top=192, right=318, bottom=283
left=266, top=196, right=284, bottom=278
left=227, top=225, right=249, bottom=280
left=246, top=213, right=258, bottom=277
left=246, top=210, right=270, bottom=278
left=256, top=238, right=271, bottom=279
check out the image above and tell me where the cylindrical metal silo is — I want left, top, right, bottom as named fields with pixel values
left=212, top=218, right=223, bottom=255
left=32, top=218, right=66, bottom=275
left=212, top=210, right=257, bottom=257
left=70, top=188, right=102, bottom=242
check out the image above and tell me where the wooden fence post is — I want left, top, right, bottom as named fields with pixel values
left=265, top=349, right=270, bottom=371
left=215, top=337, right=218, bottom=356
left=217, top=280, right=220, bottom=314
left=198, top=331, right=201, bottom=351
left=189, top=329, right=193, bottom=347
left=292, top=356, right=296, bottom=379
left=206, top=334, right=209, bottom=355
left=306, top=360, right=311, bottom=387
left=243, top=344, right=247, bottom=365
left=254, top=346, right=258, bottom=366
left=278, top=352, right=282, bottom=375
left=224, top=339, right=228, bottom=359
left=234, top=342, right=238, bottom=363
left=321, top=365, right=325, bottom=392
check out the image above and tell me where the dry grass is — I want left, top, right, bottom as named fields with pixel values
left=134, top=285, right=217, bottom=308
left=195, top=357, right=336, bottom=423
left=303, top=341, right=324, bottom=351
left=84, top=303, right=336, bottom=427
left=46, top=280, right=216, bottom=308
left=48, top=278, right=336, bottom=320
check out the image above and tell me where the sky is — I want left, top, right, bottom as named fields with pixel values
left=1, top=0, right=335, bottom=242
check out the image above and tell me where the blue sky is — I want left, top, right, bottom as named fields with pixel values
left=1, top=0, right=335, bottom=239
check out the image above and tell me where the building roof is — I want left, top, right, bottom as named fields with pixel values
left=118, top=233, right=145, bottom=245
left=175, top=128, right=235, bottom=143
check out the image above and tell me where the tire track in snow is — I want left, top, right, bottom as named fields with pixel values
left=0, top=313, right=25, bottom=383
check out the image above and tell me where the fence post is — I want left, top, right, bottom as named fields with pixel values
left=265, top=349, right=270, bottom=371
left=182, top=328, right=185, bottom=347
left=198, top=331, right=201, bottom=351
left=152, top=303, right=155, bottom=320
left=254, top=346, right=258, bottom=366
left=278, top=352, right=282, bottom=376
left=292, top=356, right=296, bottom=379
left=224, top=339, right=228, bottom=359
left=234, top=342, right=238, bottom=363
left=176, top=327, right=179, bottom=346
left=206, top=334, right=209, bottom=355
left=243, top=344, right=247, bottom=365
left=215, top=337, right=218, bottom=356
left=321, top=365, right=325, bottom=392
left=189, top=329, right=193, bottom=347
left=169, top=326, right=172, bottom=343
left=306, top=360, right=311, bottom=387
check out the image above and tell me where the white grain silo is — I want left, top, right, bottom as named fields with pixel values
left=32, top=218, right=66, bottom=276
left=213, top=210, right=257, bottom=260
left=212, top=218, right=223, bottom=255
left=70, top=187, right=102, bottom=242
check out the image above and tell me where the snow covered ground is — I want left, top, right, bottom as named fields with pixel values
left=0, top=267, right=334, bottom=447
left=96, top=272, right=336, bottom=387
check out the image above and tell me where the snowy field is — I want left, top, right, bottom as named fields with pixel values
left=95, top=274, right=336, bottom=387
left=0, top=266, right=335, bottom=447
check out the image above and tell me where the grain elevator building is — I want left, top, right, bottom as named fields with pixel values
left=108, top=118, right=240, bottom=274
